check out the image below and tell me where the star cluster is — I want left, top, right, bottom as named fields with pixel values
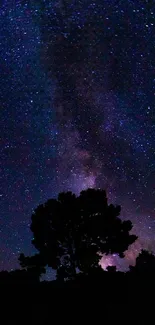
left=0, top=0, right=155, bottom=272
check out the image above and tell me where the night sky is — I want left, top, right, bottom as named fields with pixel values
left=1, top=0, right=155, bottom=274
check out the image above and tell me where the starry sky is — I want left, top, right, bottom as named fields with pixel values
left=0, top=0, right=155, bottom=273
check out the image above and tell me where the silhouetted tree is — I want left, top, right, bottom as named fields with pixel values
left=19, top=189, right=137, bottom=280
left=129, top=249, right=155, bottom=273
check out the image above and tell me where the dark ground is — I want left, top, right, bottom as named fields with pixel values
left=1, top=271, right=154, bottom=323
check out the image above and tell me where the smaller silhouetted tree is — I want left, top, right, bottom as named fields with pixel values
left=129, top=249, right=155, bottom=273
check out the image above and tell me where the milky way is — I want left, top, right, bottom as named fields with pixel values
left=0, top=0, right=155, bottom=273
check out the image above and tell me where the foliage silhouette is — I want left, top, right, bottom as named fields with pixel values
left=19, top=188, right=137, bottom=280
left=129, top=249, right=155, bottom=273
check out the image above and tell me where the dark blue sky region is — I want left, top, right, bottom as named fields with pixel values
left=0, top=0, right=155, bottom=272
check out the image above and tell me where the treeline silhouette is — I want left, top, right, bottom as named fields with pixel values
left=1, top=189, right=155, bottom=322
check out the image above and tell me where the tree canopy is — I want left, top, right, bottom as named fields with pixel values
left=19, top=188, right=137, bottom=280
